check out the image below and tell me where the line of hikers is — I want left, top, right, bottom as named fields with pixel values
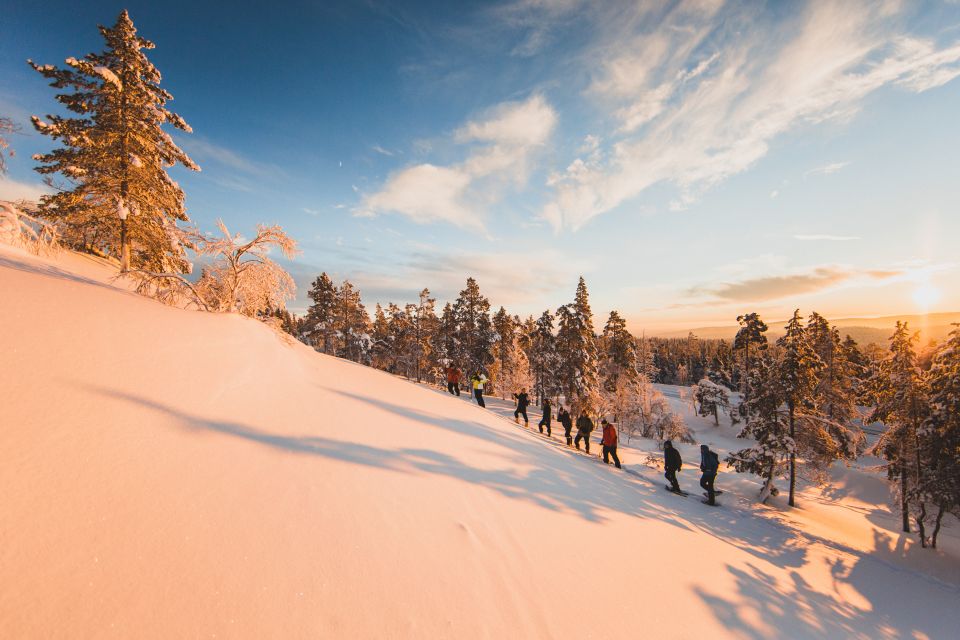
left=443, top=365, right=722, bottom=505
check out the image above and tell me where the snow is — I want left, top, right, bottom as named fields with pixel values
left=1, top=243, right=959, bottom=639
left=93, top=65, right=123, bottom=90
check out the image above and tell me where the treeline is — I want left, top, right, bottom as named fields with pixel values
left=293, top=273, right=959, bottom=548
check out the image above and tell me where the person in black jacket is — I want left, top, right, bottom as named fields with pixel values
left=512, top=389, right=530, bottom=426
left=700, top=444, right=719, bottom=505
left=574, top=412, right=594, bottom=454
left=538, top=397, right=552, bottom=436
left=664, top=440, right=683, bottom=493
left=558, top=406, right=573, bottom=446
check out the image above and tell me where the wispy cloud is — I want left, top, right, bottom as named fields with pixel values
left=176, top=135, right=285, bottom=191
left=688, top=264, right=903, bottom=303
left=371, top=145, right=395, bottom=157
left=535, top=1, right=960, bottom=230
left=357, top=94, right=557, bottom=231
left=793, top=234, right=861, bottom=241
left=805, top=161, right=851, bottom=177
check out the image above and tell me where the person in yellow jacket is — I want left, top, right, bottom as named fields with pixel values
left=471, top=372, right=488, bottom=408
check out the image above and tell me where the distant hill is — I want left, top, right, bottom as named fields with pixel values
left=652, top=312, right=960, bottom=346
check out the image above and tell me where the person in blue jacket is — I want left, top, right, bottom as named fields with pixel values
left=700, top=444, right=719, bottom=505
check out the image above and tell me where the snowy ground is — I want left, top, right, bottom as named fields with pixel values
left=2, top=243, right=959, bottom=639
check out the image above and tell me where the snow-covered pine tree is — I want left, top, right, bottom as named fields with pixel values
left=599, top=310, right=637, bottom=393
left=304, top=273, right=338, bottom=354
left=707, top=340, right=735, bottom=391
left=528, top=310, right=557, bottom=405
left=453, top=278, right=494, bottom=377
left=693, top=378, right=732, bottom=426
left=777, top=310, right=824, bottom=507
left=436, top=302, right=461, bottom=370
left=491, top=307, right=515, bottom=398
left=734, top=312, right=769, bottom=421
left=727, top=353, right=793, bottom=503
left=409, top=288, right=438, bottom=382
left=555, top=277, right=600, bottom=416
left=334, top=280, right=369, bottom=363
left=869, top=322, right=929, bottom=534
left=635, top=333, right=658, bottom=382
left=368, top=304, right=392, bottom=372
left=806, top=312, right=866, bottom=459
left=29, top=10, right=199, bottom=272
left=921, top=324, right=960, bottom=548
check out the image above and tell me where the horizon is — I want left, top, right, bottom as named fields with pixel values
left=2, top=0, right=959, bottom=333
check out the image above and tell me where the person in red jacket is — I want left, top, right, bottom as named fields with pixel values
left=601, top=418, right=621, bottom=469
left=444, top=365, right=461, bottom=396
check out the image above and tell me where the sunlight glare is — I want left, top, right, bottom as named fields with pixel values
left=912, top=283, right=941, bottom=310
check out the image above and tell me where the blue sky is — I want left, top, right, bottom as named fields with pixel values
left=2, top=0, right=959, bottom=331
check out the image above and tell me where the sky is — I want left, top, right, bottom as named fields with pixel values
left=2, top=0, right=959, bottom=333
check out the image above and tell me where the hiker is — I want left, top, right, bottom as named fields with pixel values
left=538, top=397, right=552, bottom=437
left=601, top=418, right=621, bottom=469
left=664, top=440, right=683, bottom=493
left=445, top=365, right=461, bottom=396
left=471, top=372, right=488, bottom=408
left=558, top=406, right=573, bottom=445
left=513, top=389, right=530, bottom=426
left=574, top=411, right=594, bottom=454
left=700, top=444, right=720, bottom=505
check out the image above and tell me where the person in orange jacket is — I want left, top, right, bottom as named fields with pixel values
left=601, top=418, right=621, bottom=469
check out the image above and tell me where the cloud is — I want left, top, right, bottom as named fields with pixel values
left=537, top=1, right=960, bottom=230
left=805, top=161, right=851, bottom=177
left=689, top=264, right=903, bottom=303
left=0, top=176, right=51, bottom=202
left=358, top=94, right=557, bottom=231
left=371, top=145, right=395, bottom=157
left=175, top=136, right=284, bottom=191
left=793, top=234, right=861, bottom=241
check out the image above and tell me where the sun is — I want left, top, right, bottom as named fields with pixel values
left=912, top=282, right=941, bottom=310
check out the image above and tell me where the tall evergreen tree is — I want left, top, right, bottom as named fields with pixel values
left=453, top=278, right=494, bottom=376
left=528, top=310, right=556, bottom=405
left=369, top=303, right=392, bottom=371
left=777, top=310, right=823, bottom=507
left=333, top=280, right=369, bottom=363
left=869, top=322, right=929, bottom=534
left=436, top=302, right=460, bottom=368
left=29, top=10, right=199, bottom=271
left=599, top=310, right=637, bottom=392
left=304, top=272, right=338, bottom=354
left=491, top=307, right=515, bottom=397
left=555, top=277, right=600, bottom=415
left=734, top=313, right=769, bottom=420
left=921, top=324, right=960, bottom=548
left=409, top=288, right=437, bottom=382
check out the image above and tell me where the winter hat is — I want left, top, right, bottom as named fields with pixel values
left=664, top=440, right=673, bottom=447
left=700, top=444, right=709, bottom=451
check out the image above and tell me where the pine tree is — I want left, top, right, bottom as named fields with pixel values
left=694, top=378, right=732, bottom=426
left=369, top=304, right=392, bottom=371
left=0, top=116, right=17, bottom=175
left=491, top=307, right=515, bottom=397
left=555, top=277, right=600, bottom=415
left=29, top=10, right=199, bottom=271
left=727, top=353, right=793, bottom=502
left=334, top=280, right=369, bottom=363
left=778, top=310, right=823, bottom=507
left=409, top=288, right=438, bottom=382
left=436, top=302, right=460, bottom=369
left=304, top=273, right=338, bottom=354
left=707, top=340, right=735, bottom=391
left=734, top=313, right=769, bottom=421
left=528, top=310, right=556, bottom=405
left=806, top=313, right=865, bottom=459
left=869, top=322, right=929, bottom=534
left=453, top=278, right=494, bottom=376
left=599, top=310, right=637, bottom=393
left=386, top=302, right=412, bottom=375
left=921, top=324, right=960, bottom=548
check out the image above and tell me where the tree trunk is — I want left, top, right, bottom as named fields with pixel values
left=931, top=504, right=945, bottom=548
left=900, top=450, right=910, bottom=533
left=788, top=404, right=796, bottom=507
left=916, top=501, right=927, bottom=548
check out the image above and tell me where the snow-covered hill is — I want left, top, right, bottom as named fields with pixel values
left=2, top=243, right=958, bottom=639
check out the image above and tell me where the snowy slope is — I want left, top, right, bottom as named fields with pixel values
left=2, top=243, right=959, bottom=639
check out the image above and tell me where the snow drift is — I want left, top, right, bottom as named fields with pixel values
left=1, top=244, right=958, bottom=639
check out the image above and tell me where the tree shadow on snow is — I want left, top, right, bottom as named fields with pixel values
left=0, top=253, right=119, bottom=292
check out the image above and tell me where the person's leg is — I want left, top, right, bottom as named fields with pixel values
left=514, top=408, right=520, bottom=423
left=447, top=382, right=454, bottom=395
left=478, top=392, right=485, bottom=408
left=521, top=408, right=528, bottom=425
left=584, top=438, right=590, bottom=455
left=705, top=474, right=716, bottom=504
left=574, top=433, right=582, bottom=450
left=566, top=429, right=572, bottom=446
left=455, top=384, right=460, bottom=396
left=611, top=445, right=621, bottom=469
left=546, top=420, right=551, bottom=437
left=666, top=469, right=679, bottom=491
